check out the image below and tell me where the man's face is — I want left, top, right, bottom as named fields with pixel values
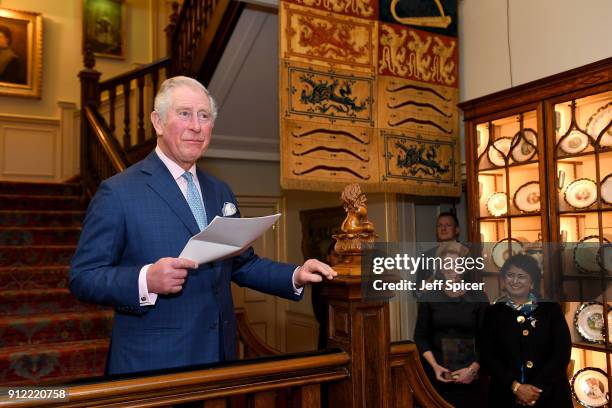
left=436, top=215, right=459, bottom=242
left=151, top=86, right=214, bottom=170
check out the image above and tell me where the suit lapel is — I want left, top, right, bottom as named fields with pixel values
left=141, top=152, right=201, bottom=236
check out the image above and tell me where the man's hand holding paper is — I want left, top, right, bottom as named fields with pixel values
left=179, top=214, right=282, bottom=264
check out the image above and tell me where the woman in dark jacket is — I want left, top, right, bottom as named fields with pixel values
left=481, top=254, right=572, bottom=407
left=414, top=243, right=489, bottom=408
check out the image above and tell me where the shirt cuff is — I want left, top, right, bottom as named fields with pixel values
left=292, top=266, right=304, bottom=296
left=138, top=264, right=158, bottom=306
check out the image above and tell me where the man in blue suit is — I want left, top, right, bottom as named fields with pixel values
left=70, top=76, right=336, bottom=376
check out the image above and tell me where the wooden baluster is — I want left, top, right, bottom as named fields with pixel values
left=137, top=76, right=145, bottom=144
left=109, top=87, right=116, bottom=135
left=123, top=81, right=131, bottom=148
left=253, top=391, right=276, bottom=407
left=165, top=1, right=179, bottom=58
left=300, top=384, right=320, bottom=408
left=203, top=399, right=227, bottom=408
left=151, top=70, right=159, bottom=134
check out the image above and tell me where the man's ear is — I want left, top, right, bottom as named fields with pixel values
left=151, top=111, right=164, bottom=135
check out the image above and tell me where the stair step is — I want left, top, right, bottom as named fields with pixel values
left=0, top=266, right=69, bottom=290
left=0, top=288, right=100, bottom=315
left=0, top=210, right=85, bottom=227
left=0, top=310, right=113, bottom=347
left=0, top=181, right=82, bottom=196
left=0, top=227, right=81, bottom=245
left=0, top=339, right=108, bottom=386
left=0, top=195, right=86, bottom=211
left=0, top=245, right=75, bottom=267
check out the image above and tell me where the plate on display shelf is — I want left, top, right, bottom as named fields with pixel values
left=571, top=367, right=609, bottom=408
left=574, top=302, right=610, bottom=344
left=487, top=137, right=512, bottom=167
left=586, top=101, right=612, bottom=148
left=510, top=129, right=538, bottom=162
left=574, top=235, right=610, bottom=274
left=486, top=192, right=508, bottom=217
left=491, top=238, right=523, bottom=268
left=564, top=178, right=598, bottom=209
left=601, top=174, right=612, bottom=205
left=513, top=181, right=540, bottom=213
left=559, top=129, right=590, bottom=154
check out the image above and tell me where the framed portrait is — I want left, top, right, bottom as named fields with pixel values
left=82, top=0, right=125, bottom=59
left=0, top=8, right=43, bottom=98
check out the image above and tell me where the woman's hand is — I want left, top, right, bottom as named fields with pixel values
left=515, top=384, right=542, bottom=406
left=432, top=363, right=453, bottom=383
left=451, top=362, right=479, bottom=384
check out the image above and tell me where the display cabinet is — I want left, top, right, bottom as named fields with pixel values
left=459, top=57, right=612, bottom=408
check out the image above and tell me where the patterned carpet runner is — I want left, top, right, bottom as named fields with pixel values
left=0, top=181, right=110, bottom=386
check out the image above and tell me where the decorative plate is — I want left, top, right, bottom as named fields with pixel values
left=574, top=235, right=610, bottom=274
left=510, top=129, right=538, bottom=162
left=486, top=192, right=508, bottom=217
left=559, top=129, right=590, bottom=154
left=598, top=242, right=612, bottom=275
left=586, top=101, right=612, bottom=148
left=487, top=137, right=512, bottom=167
left=565, top=178, right=598, bottom=209
left=601, top=174, right=612, bottom=205
left=513, top=181, right=540, bottom=213
left=492, top=238, right=523, bottom=268
left=571, top=367, right=609, bottom=408
left=574, top=302, right=608, bottom=344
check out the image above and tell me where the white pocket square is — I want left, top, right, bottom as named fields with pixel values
left=222, top=202, right=237, bottom=216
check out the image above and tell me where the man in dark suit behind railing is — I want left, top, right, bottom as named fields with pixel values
left=70, top=76, right=336, bottom=375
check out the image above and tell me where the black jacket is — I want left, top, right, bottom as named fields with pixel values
left=481, top=301, right=572, bottom=408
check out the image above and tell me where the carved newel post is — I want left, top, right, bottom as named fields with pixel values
left=324, top=184, right=391, bottom=408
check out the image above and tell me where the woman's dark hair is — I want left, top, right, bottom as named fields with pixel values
left=500, top=253, right=541, bottom=296
left=0, top=26, right=12, bottom=45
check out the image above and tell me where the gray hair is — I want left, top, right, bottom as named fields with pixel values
left=153, top=76, right=218, bottom=123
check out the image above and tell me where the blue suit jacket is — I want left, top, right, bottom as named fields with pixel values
left=70, top=152, right=300, bottom=375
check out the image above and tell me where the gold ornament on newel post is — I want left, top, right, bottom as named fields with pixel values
left=332, top=184, right=378, bottom=276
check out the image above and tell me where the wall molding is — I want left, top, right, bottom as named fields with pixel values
left=207, top=133, right=279, bottom=161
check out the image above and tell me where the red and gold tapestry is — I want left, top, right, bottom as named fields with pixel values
left=280, top=0, right=460, bottom=196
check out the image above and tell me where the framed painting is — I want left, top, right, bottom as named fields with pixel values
left=82, top=0, right=125, bottom=59
left=0, top=8, right=42, bottom=98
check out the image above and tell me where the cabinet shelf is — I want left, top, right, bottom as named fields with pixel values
left=572, top=341, right=611, bottom=353
left=477, top=213, right=543, bottom=221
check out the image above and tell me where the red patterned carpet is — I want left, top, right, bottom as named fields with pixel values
left=0, top=181, right=110, bottom=386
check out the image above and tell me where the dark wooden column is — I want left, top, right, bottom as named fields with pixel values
left=324, top=275, right=392, bottom=408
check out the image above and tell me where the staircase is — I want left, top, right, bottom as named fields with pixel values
left=0, top=181, right=110, bottom=386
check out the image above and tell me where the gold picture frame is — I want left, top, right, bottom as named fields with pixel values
left=82, top=0, right=125, bottom=60
left=0, top=8, right=42, bottom=99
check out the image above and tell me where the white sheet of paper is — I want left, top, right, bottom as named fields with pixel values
left=179, top=213, right=281, bottom=264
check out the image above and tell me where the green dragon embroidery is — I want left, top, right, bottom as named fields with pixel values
left=299, top=74, right=367, bottom=115
left=395, top=142, right=450, bottom=176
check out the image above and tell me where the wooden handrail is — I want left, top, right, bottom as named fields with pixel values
left=0, top=351, right=349, bottom=407
left=84, top=105, right=129, bottom=173
left=99, top=57, right=170, bottom=91
left=235, top=307, right=282, bottom=357
left=389, top=341, right=454, bottom=408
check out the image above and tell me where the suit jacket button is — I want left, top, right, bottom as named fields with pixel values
left=526, top=361, right=534, bottom=369
left=522, top=329, right=529, bottom=336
